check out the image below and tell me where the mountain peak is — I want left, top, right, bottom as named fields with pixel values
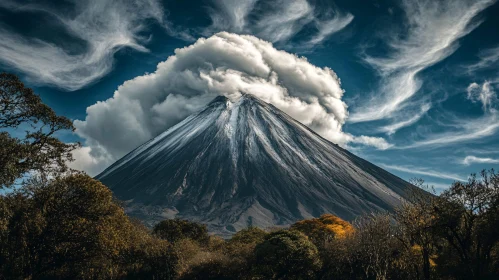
left=209, top=93, right=266, bottom=105
left=97, top=95, right=415, bottom=236
left=208, top=95, right=230, bottom=105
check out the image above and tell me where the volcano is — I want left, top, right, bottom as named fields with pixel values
left=97, top=94, right=415, bottom=235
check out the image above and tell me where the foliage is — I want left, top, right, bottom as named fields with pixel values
left=225, top=226, right=267, bottom=258
left=1, top=170, right=498, bottom=280
left=177, top=251, right=237, bottom=280
left=319, top=171, right=499, bottom=280
left=0, top=174, right=178, bottom=279
left=153, top=219, right=210, bottom=246
left=0, top=73, right=78, bottom=188
left=253, top=230, right=322, bottom=280
left=394, top=179, right=440, bottom=280
left=175, top=228, right=268, bottom=279
left=291, top=214, right=354, bottom=248
left=431, top=170, right=499, bottom=279
left=228, top=226, right=267, bottom=245
left=121, top=220, right=179, bottom=280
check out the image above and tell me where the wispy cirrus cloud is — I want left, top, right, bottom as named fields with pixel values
left=425, top=182, right=452, bottom=193
left=0, top=0, right=353, bottom=91
left=400, top=111, right=499, bottom=149
left=465, top=45, right=499, bottom=74
left=349, top=0, right=496, bottom=133
left=462, top=155, right=499, bottom=165
left=207, top=0, right=259, bottom=33
left=305, top=13, right=354, bottom=47
left=206, top=0, right=354, bottom=47
left=0, top=0, right=168, bottom=91
left=380, top=103, right=431, bottom=135
left=401, top=78, right=498, bottom=149
left=380, top=164, right=467, bottom=182
left=400, top=43, right=499, bottom=150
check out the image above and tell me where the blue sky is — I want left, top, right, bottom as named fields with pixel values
left=1, top=0, right=498, bottom=192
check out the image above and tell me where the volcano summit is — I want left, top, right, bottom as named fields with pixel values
left=97, top=94, right=415, bottom=235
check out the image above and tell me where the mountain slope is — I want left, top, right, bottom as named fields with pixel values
left=97, top=94, right=415, bottom=235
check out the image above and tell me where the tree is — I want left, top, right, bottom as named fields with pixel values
left=432, top=170, right=499, bottom=280
left=225, top=226, right=267, bottom=261
left=0, top=174, right=178, bottom=279
left=319, top=212, right=422, bottom=280
left=352, top=214, right=409, bottom=280
left=153, top=219, right=209, bottom=245
left=0, top=73, right=78, bottom=188
left=394, top=180, right=440, bottom=280
left=0, top=74, right=180, bottom=279
left=253, top=230, right=322, bottom=280
left=229, top=226, right=267, bottom=245
left=123, top=220, right=179, bottom=280
left=291, top=214, right=354, bottom=249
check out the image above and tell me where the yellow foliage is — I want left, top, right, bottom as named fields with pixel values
left=411, top=245, right=437, bottom=267
left=291, top=214, right=354, bottom=244
left=319, top=214, right=355, bottom=238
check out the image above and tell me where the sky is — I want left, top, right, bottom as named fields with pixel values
left=1, top=0, right=498, bottom=192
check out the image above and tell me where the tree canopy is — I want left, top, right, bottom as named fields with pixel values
left=291, top=213, right=354, bottom=247
left=0, top=174, right=178, bottom=279
left=0, top=73, right=78, bottom=188
left=253, top=230, right=322, bottom=280
left=153, top=219, right=209, bottom=245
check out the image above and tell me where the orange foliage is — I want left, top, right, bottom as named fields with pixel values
left=291, top=214, right=354, bottom=243
left=319, top=214, right=355, bottom=238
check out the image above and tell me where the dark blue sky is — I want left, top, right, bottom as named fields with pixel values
left=1, top=0, right=498, bottom=191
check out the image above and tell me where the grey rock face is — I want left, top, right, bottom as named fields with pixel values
left=97, top=94, right=415, bottom=236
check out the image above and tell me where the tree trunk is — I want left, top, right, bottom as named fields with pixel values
left=422, top=249, right=430, bottom=280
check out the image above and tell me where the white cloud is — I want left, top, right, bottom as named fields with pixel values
left=467, top=81, right=497, bottom=111
left=253, top=0, right=315, bottom=43
left=350, top=0, right=496, bottom=128
left=306, top=13, right=354, bottom=47
left=0, top=0, right=353, bottom=91
left=68, top=146, right=114, bottom=177
left=397, top=68, right=497, bottom=150
left=380, top=164, right=467, bottom=182
left=401, top=112, right=499, bottom=149
left=208, top=0, right=259, bottom=32
left=0, top=0, right=167, bottom=91
left=72, top=32, right=389, bottom=174
left=380, top=103, right=431, bottom=135
left=462, top=156, right=499, bottom=165
left=398, top=79, right=497, bottom=149
left=348, top=136, right=393, bottom=150
left=466, top=45, right=499, bottom=73
left=206, top=0, right=353, bottom=46
left=424, top=182, right=452, bottom=193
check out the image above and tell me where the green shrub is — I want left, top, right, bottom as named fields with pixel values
left=153, top=219, right=209, bottom=245
left=253, top=230, right=322, bottom=280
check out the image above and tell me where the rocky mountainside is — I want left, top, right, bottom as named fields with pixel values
left=97, top=94, right=416, bottom=235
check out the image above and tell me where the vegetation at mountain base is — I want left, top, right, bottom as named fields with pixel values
left=153, top=219, right=210, bottom=246
left=0, top=174, right=179, bottom=280
left=253, top=230, right=322, bottom=279
left=1, top=74, right=499, bottom=279
left=291, top=213, right=355, bottom=249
